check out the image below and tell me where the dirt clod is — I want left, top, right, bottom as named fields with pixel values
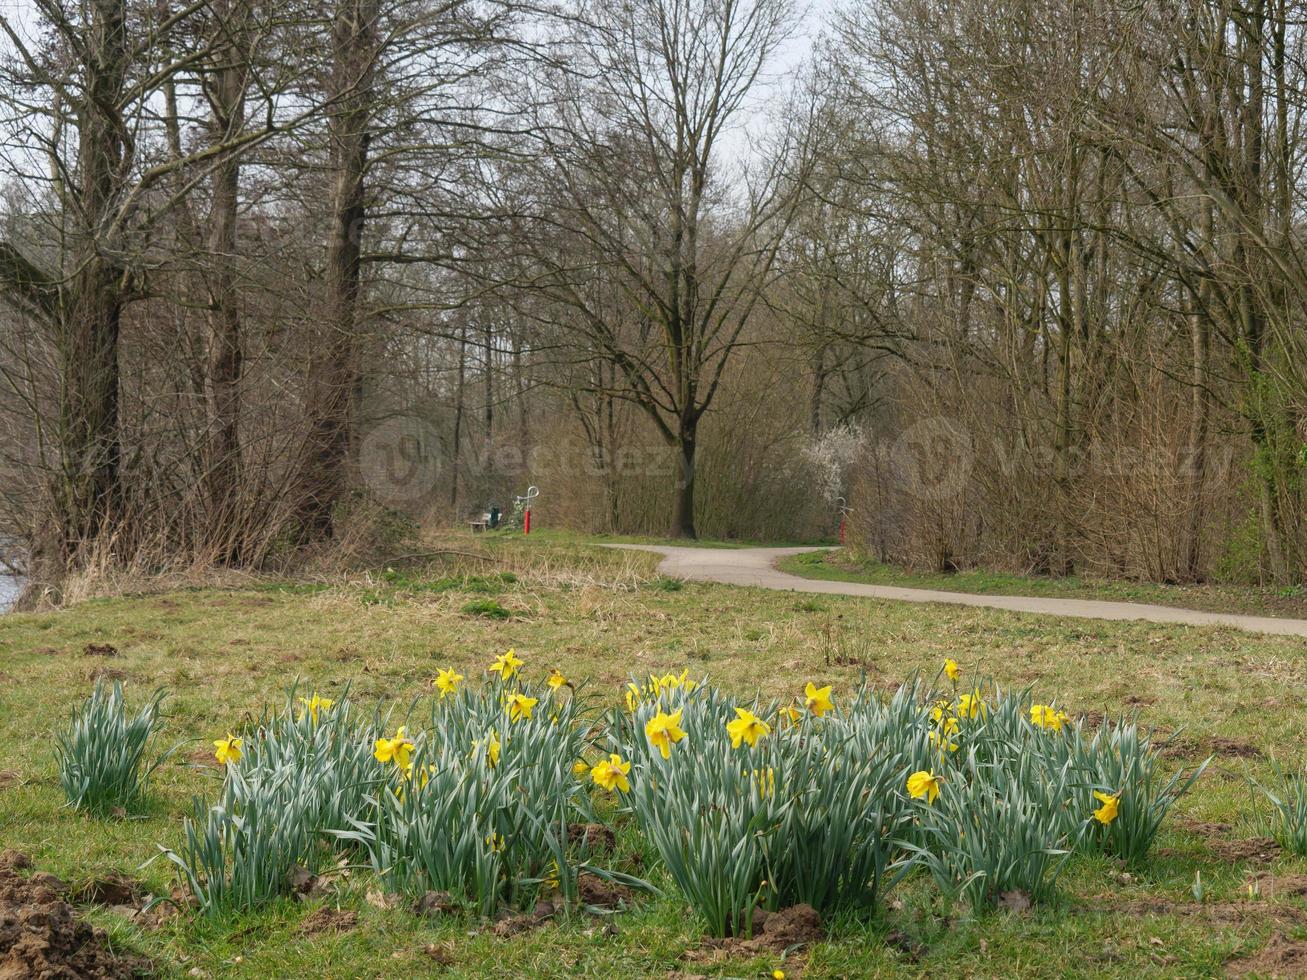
left=0, top=866, right=148, bottom=978
left=83, top=643, right=118, bottom=658
left=0, top=853, right=30, bottom=872
left=423, top=944, right=455, bottom=965
left=413, top=891, right=456, bottom=917
left=567, top=822, right=616, bottom=852
left=1211, top=838, right=1281, bottom=864
left=27, top=871, right=68, bottom=895
left=684, top=903, right=824, bottom=965
left=577, top=873, right=633, bottom=909
left=1251, top=873, right=1307, bottom=899
left=72, top=874, right=140, bottom=908
left=297, top=907, right=357, bottom=936
left=1227, top=932, right=1307, bottom=977
left=490, top=910, right=546, bottom=937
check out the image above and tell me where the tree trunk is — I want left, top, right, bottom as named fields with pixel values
left=203, top=0, right=246, bottom=554
left=295, top=0, right=377, bottom=537
left=55, top=0, right=128, bottom=557
left=670, top=415, right=697, bottom=539
left=449, top=324, right=466, bottom=511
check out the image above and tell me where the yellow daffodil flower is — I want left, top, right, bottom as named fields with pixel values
left=213, top=734, right=242, bottom=766
left=803, top=682, right=833, bottom=717
left=726, top=707, right=771, bottom=749
left=572, top=759, right=590, bottom=777
left=488, top=648, right=523, bottom=681
left=485, top=831, right=505, bottom=852
left=778, top=703, right=802, bottom=727
left=547, top=669, right=567, bottom=690
left=296, top=693, right=335, bottom=724
left=773, top=971, right=786, bottom=980
left=1030, top=704, right=1071, bottom=731
left=590, top=753, right=631, bottom=792
left=906, top=769, right=941, bottom=804
left=928, top=729, right=959, bottom=753
left=374, top=727, right=414, bottom=769
left=433, top=667, right=463, bottom=698
left=747, top=767, right=776, bottom=799
left=930, top=700, right=952, bottom=724
left=944, top=658, right=960, bottom=683
left=625, top=682, right=641, bottom=712
left=956, top=691, right=986, bottom=720
left=1092, top=790, right=1121, bottom=825
left=645, top=707, right=687, bottom=759
left=506, top=692, right=538, bottom=723
left=471, top=730, right=501, bottom=768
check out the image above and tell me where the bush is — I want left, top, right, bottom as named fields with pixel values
left=56, top=680, right=169, bottom=816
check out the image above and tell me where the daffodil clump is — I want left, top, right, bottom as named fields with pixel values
left=1251, top=759, right=1307, bottom=856
left=56, top=680, right=171, bottom=816
left=336, top=653, right=599, bottom=915
left=163, top=690, right=380, bottom=915
left=898, top=664, right=1208, bottom=908
left=614, top=676, right=917, bottom=937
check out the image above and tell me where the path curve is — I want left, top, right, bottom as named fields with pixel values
left=610, top=544, right=1307, bottom=637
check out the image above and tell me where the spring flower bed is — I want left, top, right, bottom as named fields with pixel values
left=58, top=656, right=1210, bottom=938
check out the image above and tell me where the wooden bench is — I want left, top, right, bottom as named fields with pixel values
left=468, top=520, right=488, bottom=533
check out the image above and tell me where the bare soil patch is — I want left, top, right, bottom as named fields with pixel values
left=681, top=903, right=823, bottom=969
left=1211, top=838, right=1282, bottom=864
left=298, top=907, right=357, bottom=936
left=0, top=863, right=148, bottom=979
left=1226, top=933, right=1307, bottom=977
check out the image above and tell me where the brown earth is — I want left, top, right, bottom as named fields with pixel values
left=0, top=863, right=148, bottom=979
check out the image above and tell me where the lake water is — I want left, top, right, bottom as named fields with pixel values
left=0, top=574, right=23, bottom=611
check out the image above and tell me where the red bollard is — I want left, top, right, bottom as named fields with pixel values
left=524, top=508, right=531, bottom=535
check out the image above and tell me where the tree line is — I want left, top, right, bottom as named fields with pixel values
left=0, top=0, right=1304, bottom=591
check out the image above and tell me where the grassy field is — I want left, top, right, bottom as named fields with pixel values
left=780, top=548, right=1307, bottom=621
left=2, top=533, right=1306, bottom=977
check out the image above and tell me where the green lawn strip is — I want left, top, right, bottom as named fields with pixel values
left=1, top=567, right=1304, bottom=977
left=780, top=549, right=1307, bottom=621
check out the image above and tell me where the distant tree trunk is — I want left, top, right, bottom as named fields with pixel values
left=1183, top=265, right=1211, bottom=581
left=203, top=0, right=247, bottom=554
left=55, top=0, right=128, bottom=556
left=671, top=413, right=698, bottom=539
left=449, top=325, right=466, bottom=510
left=810, top=346, right=826, bottom=435
left=295, top=0, right=377, bottom=537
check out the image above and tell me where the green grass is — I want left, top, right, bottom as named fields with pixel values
left=781, top=549, right=1307, bottom=620
left=1, top=537, right=1305, bottom=977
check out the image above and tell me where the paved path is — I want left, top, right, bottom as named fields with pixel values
left=611, top=545, right=1307, bottom=637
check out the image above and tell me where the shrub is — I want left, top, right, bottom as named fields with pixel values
left=56, top=681, right=169, bottom=815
